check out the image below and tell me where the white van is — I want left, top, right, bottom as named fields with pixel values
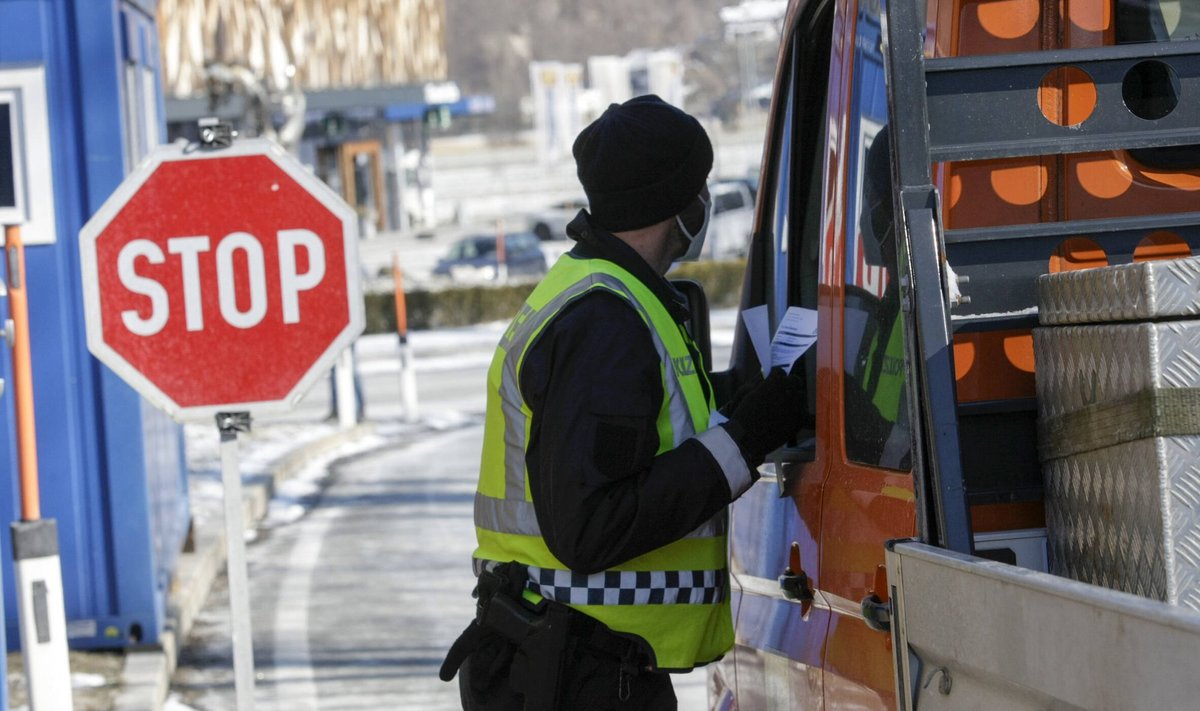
left=704, top=179, right=755, bottom=260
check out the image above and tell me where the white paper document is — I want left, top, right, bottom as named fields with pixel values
left=771, top=307, right=818, bottom=373
left=741, top=305, right=818, bottom=375
left=741, top=305, right=772, bottom=375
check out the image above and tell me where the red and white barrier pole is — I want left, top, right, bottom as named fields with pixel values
left=6, top=224, right=74, bottom=711
left=334, top=348, right=357, bottom=429
left=393, top=254, right=418, bottom=423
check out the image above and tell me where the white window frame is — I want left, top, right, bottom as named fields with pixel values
left=122, top=62, right=161, bottom=171
left=0, top=65, right=56, bottom=244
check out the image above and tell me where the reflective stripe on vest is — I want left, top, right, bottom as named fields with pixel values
left=472, top=254, right=733, bottom=670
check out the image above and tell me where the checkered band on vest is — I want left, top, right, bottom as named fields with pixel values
left=527, top=566, right=728, bottom=606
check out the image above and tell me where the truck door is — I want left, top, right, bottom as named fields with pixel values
left=818, top=1, right=918, bottom=709
left=717, top=2, right=837, bottom=709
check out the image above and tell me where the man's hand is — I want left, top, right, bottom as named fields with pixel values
left=724, top=367, right=807, bottom=465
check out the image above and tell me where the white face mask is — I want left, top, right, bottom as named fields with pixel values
left=674, top=191, right=712, bottom=262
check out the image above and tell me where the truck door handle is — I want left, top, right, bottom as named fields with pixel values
left=860, top=593, right=891, bottom=632
left=861, top=564, right=891, bottom=632
left=779, top=542, right=813, bottom=603
left=779, top=569, right=813, bottom=602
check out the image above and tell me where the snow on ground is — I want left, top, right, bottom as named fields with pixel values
left=184, top=421, right=385, bottom=544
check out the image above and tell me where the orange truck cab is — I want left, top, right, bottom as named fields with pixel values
left=706, top=0, right=1200, bottom=709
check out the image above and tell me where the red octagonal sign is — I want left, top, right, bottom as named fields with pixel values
left=80, top=139, right=364, bottom=420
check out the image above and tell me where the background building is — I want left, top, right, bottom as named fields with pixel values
left=529, top=50, right=685, bottom=167
left=157, top=0, right=486, bottom=234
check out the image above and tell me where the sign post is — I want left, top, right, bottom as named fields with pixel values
left=79, top=125, right=363, bottom=709
left=216, top=411, right=254, bottom=710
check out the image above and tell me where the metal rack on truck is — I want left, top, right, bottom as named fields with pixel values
left=881, top=0, right=1200, bottom=707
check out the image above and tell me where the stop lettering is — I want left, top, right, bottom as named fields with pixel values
left=118, top=229, right=326, bottom=335
left=79, top=140, right=364, bottom=419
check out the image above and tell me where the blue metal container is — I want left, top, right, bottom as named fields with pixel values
left=0, top=0, right=189, bottom=651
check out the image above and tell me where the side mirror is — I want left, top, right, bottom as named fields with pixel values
left=671, top=278, right=712, bottom=371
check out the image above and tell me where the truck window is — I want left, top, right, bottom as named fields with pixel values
left=842, top=1, right=910, bottom=471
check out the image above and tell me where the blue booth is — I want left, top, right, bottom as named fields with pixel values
left=0, top=0, right=189, bottom=669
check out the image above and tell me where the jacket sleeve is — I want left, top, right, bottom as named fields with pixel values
left=520, top=292, right=754, bottom=575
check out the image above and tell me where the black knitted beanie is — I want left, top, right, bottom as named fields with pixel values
left=572, top=95, right=713, bottom=232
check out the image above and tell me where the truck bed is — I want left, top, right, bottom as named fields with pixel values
left=887, top=541, right=1200, bottom=711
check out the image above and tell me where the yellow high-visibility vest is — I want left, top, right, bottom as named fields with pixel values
left=473, top=253, right=734, bottom=671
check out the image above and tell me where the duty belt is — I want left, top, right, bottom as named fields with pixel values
left=440, top=561, right=655, bottom=708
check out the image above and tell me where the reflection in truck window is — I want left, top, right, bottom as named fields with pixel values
left=770, top=69, right=793, bottom=334
left=1117, top=0, right=1200, bottom=168
left=1117, top=0, right=1200, bottom=42
left=842, top=0, right=911, bottom=471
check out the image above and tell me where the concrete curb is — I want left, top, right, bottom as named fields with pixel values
left=112, top=422, right=378, bottom=711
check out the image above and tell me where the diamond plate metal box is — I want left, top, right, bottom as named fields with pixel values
left=1034, top=320, right=1200, bottom=611
left=1037, top=255, right=1200, bottom=325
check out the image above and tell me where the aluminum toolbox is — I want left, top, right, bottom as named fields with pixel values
left=1037, top=254, right=1200, bottom=325
left=1035, top=313, right=1200, bottom=612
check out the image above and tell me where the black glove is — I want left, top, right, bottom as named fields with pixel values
left=725, top=367, right=807, bottom=465
left=718, top=369, right=765, bottom=416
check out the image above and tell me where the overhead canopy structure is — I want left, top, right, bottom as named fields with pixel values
left=164, top=80, right=499, bottom=123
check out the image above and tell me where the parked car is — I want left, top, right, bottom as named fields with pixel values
left=432, top=231, right=547, bottom=283
left=526, top=198, right=589, bottom=241
left=704, top=179, right=756, bottom=259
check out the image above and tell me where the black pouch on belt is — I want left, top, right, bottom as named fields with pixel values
left=504, top=600, right=572, bottom=710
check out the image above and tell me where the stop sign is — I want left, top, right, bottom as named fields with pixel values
left=79, top=139, right=364, bottom=420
